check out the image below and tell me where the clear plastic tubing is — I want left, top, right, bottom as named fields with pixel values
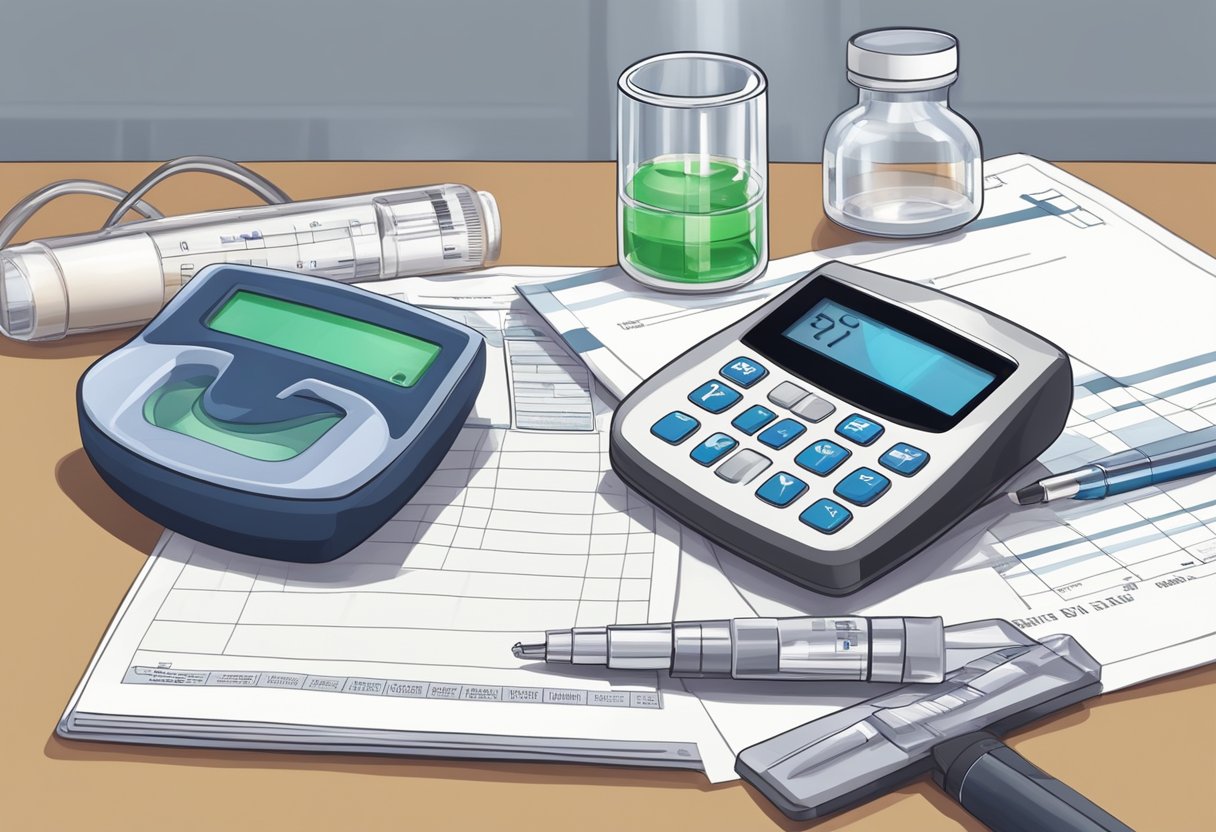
left=617, top=51, right=768, bottom=292
left=0, top=184, right=500, bottom=341
left=823, top=29, right=982, bottom=238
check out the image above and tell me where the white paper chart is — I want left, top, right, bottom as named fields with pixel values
left=115, top=294, right=677, bottom=694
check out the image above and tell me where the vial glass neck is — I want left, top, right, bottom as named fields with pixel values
left=859, top=87, right=950, bottom=106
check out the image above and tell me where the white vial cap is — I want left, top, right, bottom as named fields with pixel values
left=847, top=28, right=959, bottom=90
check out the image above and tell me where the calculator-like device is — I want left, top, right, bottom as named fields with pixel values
left=610, top=262, right=1072, bottom=595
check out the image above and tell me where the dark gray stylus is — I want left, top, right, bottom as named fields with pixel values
left=933, top=732, right=1135, bottom=832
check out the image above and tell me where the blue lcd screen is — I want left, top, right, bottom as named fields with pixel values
left=783, top=300, right=996, bottom=416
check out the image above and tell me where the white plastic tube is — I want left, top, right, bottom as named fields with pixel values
left=0, top=183, right=500, bottom=341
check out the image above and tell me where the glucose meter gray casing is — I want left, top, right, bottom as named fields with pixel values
left=609, top=262, right=1073, bottom=596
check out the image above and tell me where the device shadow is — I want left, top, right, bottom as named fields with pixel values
left=0, top=327, right=134, bottom=359
left=42, top=732, right=727, bottom=793
left=40, top=732, right=987, bottom=830
left=739, top=775, right=989, bottom=831
left=55, top=447, right=163, bottom=555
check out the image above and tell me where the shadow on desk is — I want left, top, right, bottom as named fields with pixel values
left=56, top=448, right=162, bottom=555
left=0, top=327, right=134, bottom=359
left=41, top=732, right=982, bottom=831
left=42, top=664, right=1213, bottom=830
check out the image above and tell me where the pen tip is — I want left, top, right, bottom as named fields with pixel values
left=512, top=641, right=546, bottom=660
left=1011, top=484, right=1046, bottom=506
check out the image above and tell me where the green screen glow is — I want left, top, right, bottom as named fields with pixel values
left=208, top=291, right=440, bottom=387
left=144, top=376, right=340, bottom=461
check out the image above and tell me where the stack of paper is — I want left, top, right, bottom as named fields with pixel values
left=61, top=156, right=1216, bottom=783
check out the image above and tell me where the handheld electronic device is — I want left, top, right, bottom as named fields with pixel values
left=610, top=262, right=1072, bottom=595
left=78, top=264, right=485, bottom=562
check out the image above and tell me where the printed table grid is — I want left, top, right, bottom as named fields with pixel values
left=993, top=367, right=1216, bottom=605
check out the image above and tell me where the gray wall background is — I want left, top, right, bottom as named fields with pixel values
left=1, top=0, right=1212, bottom=161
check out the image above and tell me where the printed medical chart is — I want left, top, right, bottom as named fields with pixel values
left=61, top=276, right=735, bottom=780
left=523, top=155, right=1216, bottom=756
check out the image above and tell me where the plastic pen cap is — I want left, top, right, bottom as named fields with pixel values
left=902, top=616, right=947, bottom=684
left=375, top=185, right=501, bottom=275
left=847, top=29, right=959, bottom=91
left=0, top=249, right=69, bottom=341
left=477, top=191, right=502, bottom=262
left=0, top=256, right=36, bottom=339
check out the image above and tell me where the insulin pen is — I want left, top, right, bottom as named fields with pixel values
left=1012, top=427, right=1216, bottom=506
left=512, top=616, right=945, bottom=683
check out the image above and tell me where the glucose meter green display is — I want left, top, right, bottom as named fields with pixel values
left=208, top=291, right=442, bottom=387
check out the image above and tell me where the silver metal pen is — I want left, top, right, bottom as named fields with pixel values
left=512, top=616, right=945, bottom=683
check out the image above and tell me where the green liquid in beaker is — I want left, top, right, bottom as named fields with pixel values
left=622, top=156, right=764, bottom=285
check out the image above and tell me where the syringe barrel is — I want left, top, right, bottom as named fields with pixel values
left=0, top=183, right=500, bottom=341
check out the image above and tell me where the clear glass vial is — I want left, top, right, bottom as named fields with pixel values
left=618, top=52, right=768, bottom=292
left=824, top=29, right=982, bottom=237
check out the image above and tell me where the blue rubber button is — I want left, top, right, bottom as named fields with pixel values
left=690, top=432, right=738, bottom=466
left=719, top=357, right=768, bottom=388
left=834, top=467, right=892, bottom=506
left=834, top=414, right=885, bottom=446
left=879, top=443, right=930, bottom=476
left=758, top=418, right=806, bottom=449
left=755, top=471, right=808, bottom=507
left=794, top=440, right=852, bottom=476
left=688, top=380, right=742, bottom=413
left=799, top=498, right=853, bottom=534
left=731, top=405, right=777, bottom=435
left=650, top=411, right=699, bottom=444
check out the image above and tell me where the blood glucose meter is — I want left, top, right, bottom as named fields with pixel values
left=78, top=264, right=485, bottom=562
left=610, top=261, right=1073, bottom=595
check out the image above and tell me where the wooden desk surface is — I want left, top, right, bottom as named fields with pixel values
left=3, top=161, right=1214, bottom=831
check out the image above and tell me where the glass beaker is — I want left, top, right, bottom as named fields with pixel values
left=617, top=52, right=768, bottom=293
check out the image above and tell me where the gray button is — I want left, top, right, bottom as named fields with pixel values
left=768, top=381, right=809, bottom=409
left=716, top=449, right=772, bottom=484
left=791, top=395, right=836, bottom=423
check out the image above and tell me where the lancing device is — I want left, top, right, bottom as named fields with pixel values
left=511, top=616, right=945, bottom=683
left=1011, top=427, right=1216, bottom=506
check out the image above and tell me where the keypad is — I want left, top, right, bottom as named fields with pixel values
left=758, top=418, right=806, bottom=450
left=756, top=472, right=808, bottom=507
left=800, top=498, right=852, bottom=533
left=651, top=411, right=699, bottom=444
left=879, top=443, right=929, bottom=476
left=794, top=440, right=851, bottom=476
left=690, top=433, right=738, bottom=466
left=790, top=395, right=836, bottom=423
left=716, top=449, right=771, bottom=484
left=720, top=357, right=768, bottom=388
left=732, top=405, right=777, bottom=435
left=647, top=352, right=930, bottom=538
left=834, top=467, right=891, bottom=506
left=768, top=381, right=809, bottom=409
left=835, top=414, right=884, bottom=446
left=689, top=380, right=742, bottom=413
